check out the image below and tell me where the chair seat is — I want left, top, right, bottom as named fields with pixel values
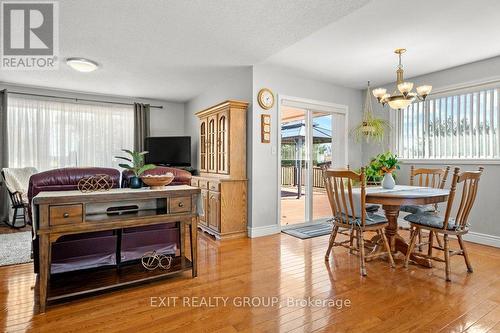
left=334, top=213, right=387, bottom=226
left=365, top=204, right=380, bottom=213
left=399, top=204, right=435, bottom=214
left=403, top=212, right=461, bottom=230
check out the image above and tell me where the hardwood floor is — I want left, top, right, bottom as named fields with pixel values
left=1, top=231, right=500, bottom=332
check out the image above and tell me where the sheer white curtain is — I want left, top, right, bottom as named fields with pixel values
left=7, top=96, right=134, bottom=171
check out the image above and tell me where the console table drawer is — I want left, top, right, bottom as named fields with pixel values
left=169, top=197, right=191, bottom=213
left=49, top=204, right=83, bottom=226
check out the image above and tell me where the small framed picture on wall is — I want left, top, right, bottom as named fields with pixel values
left=261, top=114, right=271, bottom=143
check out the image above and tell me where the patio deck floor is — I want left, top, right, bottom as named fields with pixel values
left=280, top=187, right=331, bottom=226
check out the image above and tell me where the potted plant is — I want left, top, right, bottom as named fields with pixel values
left=115, top=149, right=156, bottom=189
left=365, top=159, right=384, bottom=185
left=375, top=151, right=400, bottom=189
left=351, top=82, right=391, bottom=144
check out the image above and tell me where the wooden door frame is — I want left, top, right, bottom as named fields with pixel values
left=277, top=95, right=349, bottom=229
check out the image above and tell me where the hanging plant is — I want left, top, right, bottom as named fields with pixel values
left=351, top=82, right=391, bottom=144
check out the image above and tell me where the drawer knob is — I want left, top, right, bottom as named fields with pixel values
left=178, top=202, right=184, bottom=208
left=63, top=213, right=69, bottom=218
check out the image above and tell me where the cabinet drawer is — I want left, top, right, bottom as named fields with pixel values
left=199, top=180, right=208, bottom=189
left=50, top=204, right=83, bottom=226
left=169, top=197, right=191, bottom=213
left=190, top=179, right=199, bottom=187
left=208, top=181, right=220, bottom=192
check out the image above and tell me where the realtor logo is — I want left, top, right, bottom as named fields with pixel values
left=1, top=1, right=59, bottom=70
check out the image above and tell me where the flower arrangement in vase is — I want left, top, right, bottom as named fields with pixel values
left=376, top=151, right=400, bottom=189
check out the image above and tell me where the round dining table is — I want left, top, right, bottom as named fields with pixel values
left=365, top=186, right=450, bottom=267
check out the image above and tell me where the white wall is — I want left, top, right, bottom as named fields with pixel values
left=362, top=56, right=500, bottom=244
left=0, top=82, right=185, bottom=137
left=182, top=65, right=364, bottom=237
left=249, top=65, right=364, bottom=236
left=184, top=67, right=253, bottom=170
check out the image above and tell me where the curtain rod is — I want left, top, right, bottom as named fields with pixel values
left=7, top=91, right=164, bottom=109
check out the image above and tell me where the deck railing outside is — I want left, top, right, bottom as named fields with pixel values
left=281, top=166, right=325, bottom=188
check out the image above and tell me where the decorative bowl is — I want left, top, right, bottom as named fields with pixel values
left=140, top=173, right=174, bottom=190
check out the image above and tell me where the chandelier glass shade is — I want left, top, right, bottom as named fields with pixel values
left=373, top=49, right=432, bottom=110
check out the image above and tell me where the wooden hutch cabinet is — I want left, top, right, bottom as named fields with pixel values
left=191, top=100, right=248, bottom=239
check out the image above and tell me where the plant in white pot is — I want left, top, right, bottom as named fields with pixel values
left=376, top=152, right=400, bottom=189
left=351, top=82, right=391, bottom=144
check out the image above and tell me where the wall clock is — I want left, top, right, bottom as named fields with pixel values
left=257, top=88, right=275, bottom=110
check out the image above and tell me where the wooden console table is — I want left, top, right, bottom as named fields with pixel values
left=33, top=185, right=200, bottom=313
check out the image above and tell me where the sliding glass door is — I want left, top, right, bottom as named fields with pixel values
left=279, top=102, right=347, bottom=227
left=311, top=111, right=333, bottom=222
left=280, top=107, right=309, bottom=226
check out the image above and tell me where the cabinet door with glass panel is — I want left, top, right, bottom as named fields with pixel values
left=207, top=114, right=217, bottom=173
left=199, top=118, right=208, bottom=172
left=217, top=110, right=230, bottom=174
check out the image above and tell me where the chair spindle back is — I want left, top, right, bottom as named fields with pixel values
left=323, top=168, right=366, bottom=227
left=442, top=167, right=483, bottom=230
left=410, top=165, right=450, bottom=189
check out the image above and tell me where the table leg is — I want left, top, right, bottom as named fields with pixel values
left=180, top=221, right=185, bottom=271
left=38, top=235, right=50, bottom=313
left=190, top=217, right=198, bottom=277
left=368, top=205, right=432, bottom=268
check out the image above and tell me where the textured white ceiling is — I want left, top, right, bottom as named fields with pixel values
left=0, top=0, right=369, bottom=101
left=263, top=0, right=500, bottom=89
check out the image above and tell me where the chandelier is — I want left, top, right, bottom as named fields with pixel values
left=372, top=48, right=432, bottom=110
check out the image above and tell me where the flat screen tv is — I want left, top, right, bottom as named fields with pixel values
left=144, top=136, right=191, bottom=167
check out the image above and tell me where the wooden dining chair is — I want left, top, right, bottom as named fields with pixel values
left=400, top=165, right=450, bottom=251
left=404, top=167, right=484, bottom=281
left=320, top=165, right=379, bottom=213
left=323, top=168, right=395, bottom=276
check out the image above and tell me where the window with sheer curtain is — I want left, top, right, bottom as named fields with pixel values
left=394, top=86, right=500, bottom=160
left=7, top=96, right=134, bottom=171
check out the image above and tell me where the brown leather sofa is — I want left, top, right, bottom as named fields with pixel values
left=28, top=166, right=191, bottom=274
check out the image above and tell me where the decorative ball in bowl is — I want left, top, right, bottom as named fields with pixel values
left=140, top=173, right=174, bottom=190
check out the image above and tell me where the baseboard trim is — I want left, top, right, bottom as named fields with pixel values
left=247, top=223, right=500, bottom=247
left=247, top=224, right=281, bottom=238
left=462, top=232, right=500, bottom=248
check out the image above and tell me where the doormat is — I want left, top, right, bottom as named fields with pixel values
left=282, top=223, right=332, bottom=239
left=0, top=231, right=33, bottom=267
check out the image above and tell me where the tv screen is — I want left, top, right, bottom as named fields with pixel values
left=144, top=136, right=191, bottom=167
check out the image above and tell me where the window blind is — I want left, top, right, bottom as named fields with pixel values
left=395, top=87, right=499, bottom=160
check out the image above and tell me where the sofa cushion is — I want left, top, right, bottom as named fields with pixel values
left=403, top=212, right=460, bottom=230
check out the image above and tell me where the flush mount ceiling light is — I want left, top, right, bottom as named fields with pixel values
left=66, top=57, right=99, bottom=72
left=372, top=48, right=432, bottom=110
